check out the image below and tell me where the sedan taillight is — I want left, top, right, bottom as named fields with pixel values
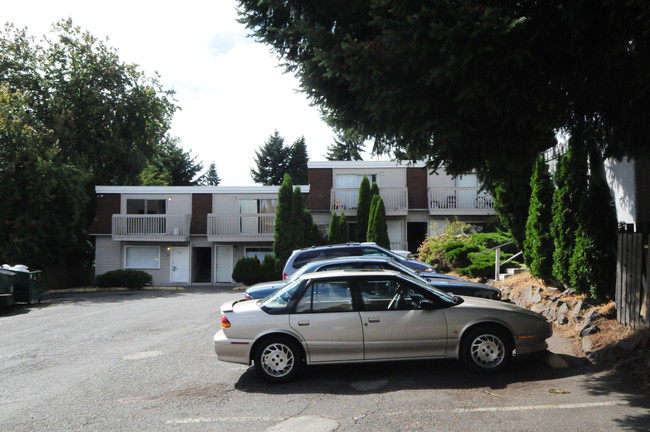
left=221, top=314, right=231, bottom=328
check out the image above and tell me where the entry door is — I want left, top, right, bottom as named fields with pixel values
left=215, top=245, right=234, bottom=283
left=456, top=174, right=478, bottom=209
left=170, top=247, right=190, bottom=284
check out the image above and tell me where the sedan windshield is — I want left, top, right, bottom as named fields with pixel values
left=260, top=278, right=302, bottom=311
left=396, top=272, right=456, bottom=303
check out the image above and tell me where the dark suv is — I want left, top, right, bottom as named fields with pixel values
left=282, top=242, right=434, bottom=280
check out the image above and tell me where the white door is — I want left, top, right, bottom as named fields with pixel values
left=215, top=245, right=234, bottom=283
left=170, top=247, right=190, bottom=284
left=456, top=174, right=478, bottom=209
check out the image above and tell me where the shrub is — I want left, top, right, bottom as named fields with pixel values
left=95, top=269, right=152, bottom=289
left=261, top=254, right=282, bottom=281
left=458, top=251, right=520, bottom=280
left=232, top=255, right=282, bottom=286
left=445, top=244, right=481, bottom=268
left=232, top=257, right=262, bottom=286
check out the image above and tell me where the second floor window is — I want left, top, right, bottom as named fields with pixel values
left=239, top=199, right=277, bottom=214
left=127, top=199, right=166, bottom=215
left=335, top=174, right=377, bottom=188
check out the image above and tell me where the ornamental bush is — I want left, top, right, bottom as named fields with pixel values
left=232, top=255, right=281, bottom=286
left=95, top=269, right=152, bottom=289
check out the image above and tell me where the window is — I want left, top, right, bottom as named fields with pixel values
left=358, top=278, right=427, bottom=311
left=245, top=247, right=273, bottom=261
left=239, top=199, right=277, bottom=234
left=295, top=280, right=354, bottom=313
left=125, top=246, right=160, bottom=269
left=335, top=174, right=378, bottom=188
left=126, top=199, right=166, bottom=215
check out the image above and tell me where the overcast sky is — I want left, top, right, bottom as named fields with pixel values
left=2, top=0, right=356, bottom=185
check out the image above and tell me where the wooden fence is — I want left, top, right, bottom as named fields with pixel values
left=616, top=233, right=649, bottom=328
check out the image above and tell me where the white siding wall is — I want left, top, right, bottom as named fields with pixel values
left=605, top=157, right=636, bottom=225
left=94, top=237, right=121, bottom=277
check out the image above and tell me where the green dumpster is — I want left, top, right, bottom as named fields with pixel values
left=5, top=268, right=42, bottom=304
left=0, top=269, right=14, bottom=309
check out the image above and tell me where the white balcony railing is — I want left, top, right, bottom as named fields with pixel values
left=207, top=213, right=275, bottom=242
left=111, top=214, right=191, bottom=241
left=331, top=188, right=408, bottom=216
left=428, top=188, right=496, bottom=215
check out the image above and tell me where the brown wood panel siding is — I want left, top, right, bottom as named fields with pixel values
left=306, top=168, right=333, bottom=210
left=191, top=193, right=212, bottom=234
left=407, top=167, right=428, bottom=209
left=88, top=193, right=120, bottom=234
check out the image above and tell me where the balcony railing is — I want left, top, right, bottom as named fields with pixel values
left=331, top=188, right=408, bottom=216
left=207, top=213, right=275, bottom=242
left=111, top=214, right=191, bottom=241
left=428, top=188, right=496, bottom=215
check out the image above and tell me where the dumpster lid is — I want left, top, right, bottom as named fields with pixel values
left=2, top=264, right=30, bottom=272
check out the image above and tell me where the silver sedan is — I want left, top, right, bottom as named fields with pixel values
left=214, top=269, right=552, bottom=383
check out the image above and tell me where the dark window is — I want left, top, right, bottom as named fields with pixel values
left=295, top=280, right=354, bottom=313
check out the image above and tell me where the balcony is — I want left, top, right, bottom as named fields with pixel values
left=428, top=188, right=496, bottom=215
left=331, top=188, right=408, bottom=216
left=207, top=213, right=275, bottom=242
left=111, top=214, right=191, bottom=241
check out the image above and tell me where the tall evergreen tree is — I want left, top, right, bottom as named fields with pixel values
left=273, top=174, right=294, bottom=262
left=302, top=208, right=324, bottom=246
left=251, top=131, right=290, bottom=185
left=367, top=195, right=390, bottom=249
left=327, top=212, right=341, bottom=244
left=523, top=155, right=554, bottom=282
left=356, top=176, right=372, bottom=242
left=199, top=162, right=221, bottom=186
left=569, top=149, right=618, bottom=299
left=488, top=160, right=534, bottom=251
left=291, top=187, right=306, bottom=247
left=139, top=136, right=203, bottom=186
left=287, top=136, right=309, bottom=184
left=325, top=129, right=365, bottom=161
left=551, top=141, right=587, bottom=285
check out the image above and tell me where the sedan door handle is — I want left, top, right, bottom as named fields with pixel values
left=367, top=317, right=380, bottom=323
left=297, top=321, right=310, bottom=326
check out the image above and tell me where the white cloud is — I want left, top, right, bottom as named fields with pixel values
left=3, top=0, right=340, bottom=185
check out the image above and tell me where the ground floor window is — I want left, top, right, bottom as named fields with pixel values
left=245, top=247, right=273, bottom=261
left=125, top=246, right=160, bottom=269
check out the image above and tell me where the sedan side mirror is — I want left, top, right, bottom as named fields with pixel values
left=419, top=299, right=437, bottom=310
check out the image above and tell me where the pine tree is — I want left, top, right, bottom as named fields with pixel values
left=367, top=195, right=390, bottom=249
left=200, top=162, right=221, bottom=186
left=325, top=129, right=365, bottom=161
left=291, top=187, right=306, bottom=248
left=274, top=174, right=294, bottom=262
left=551, top=142, right=586, bottom=285
left=523, top=155, right=554, bottom=281
left=356, top=176, right=372, bottom=242
left=569, top=149, right=618, bottom=299
left=287, top=136, right=309, bottom=184
left=251, top=131, right=290, bottom=185
left=337, top=212, right=349, bottom=243
left=328, top=212, right=341, bottom=244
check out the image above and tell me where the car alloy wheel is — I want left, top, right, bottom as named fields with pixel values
left=254, top=337, right=303, bottom=383
left=461, top=326, right=513, bottom=372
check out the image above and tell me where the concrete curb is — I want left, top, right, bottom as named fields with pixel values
left=43, top=286, right=187, bottom=295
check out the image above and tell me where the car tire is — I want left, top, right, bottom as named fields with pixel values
left=254, top=336, right=304, bottom=383
left=460, top=325, right=513, bottom=373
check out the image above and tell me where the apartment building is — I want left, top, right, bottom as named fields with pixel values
left=89, top=161, right=496, bottom=285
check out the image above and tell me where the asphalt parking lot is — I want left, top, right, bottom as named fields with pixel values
left=1, top=288, right=648, bottom=432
